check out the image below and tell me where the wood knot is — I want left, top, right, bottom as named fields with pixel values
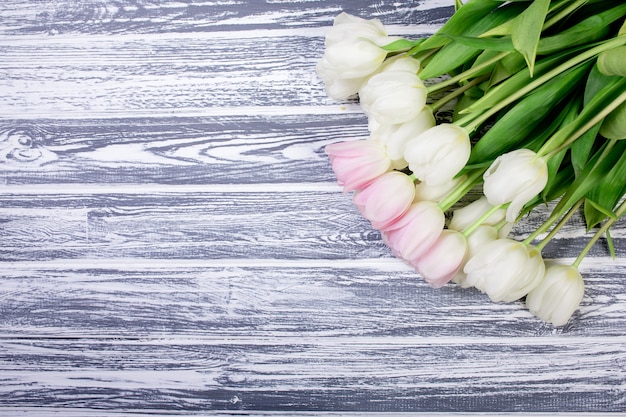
left=0, top=128, right=57, bottom=165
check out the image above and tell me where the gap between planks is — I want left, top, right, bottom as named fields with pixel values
left=2, top=333, right=626, bottom=346
left=0, top=255, right=621, bottom=271
left=0, top=182, right=343, bottom=194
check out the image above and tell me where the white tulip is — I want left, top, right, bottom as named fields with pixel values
left=452, top=225, right=498, bottom=288
left=449, top=196, right=507, bottom=232
left=463, top=238, right=545, bottom=302
left=370, top=108, right=436, bottom=169
left=404, top=123, right=471, bottom=186
left=359, top=66, right=427, bottom=126
left=526, top=262, right=584, bottom=326
left=414, top=175, right=465, bottom=203
left=317, top=12, right=398, bottom=99
left=483, top=149, right=548, bottom=222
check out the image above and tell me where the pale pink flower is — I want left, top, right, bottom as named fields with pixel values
left=353, top=171, right=416, bottom=231
left=325, top=140, right=392, bottom=192
left=382, top=200, right=445, bottom=260
left=414, top=230, right=468, bottom=288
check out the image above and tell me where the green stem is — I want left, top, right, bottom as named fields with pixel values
left=429, top=74, right=489, bottom=113
left=456, top=35, right=626, bottom=133
left=539, top=89, right=626, bottom=159
left=461, top=203, right=507, bottom=238
left=426, top=51, right=510, bottom=95
left=534, top=198, right=584, bottom=251
left=438, top=169, right=485, bottom=212
left=573, top=198, right=626, bottom=268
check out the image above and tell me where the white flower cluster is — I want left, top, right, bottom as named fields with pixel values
left=319, top=12, right=586, bottom=327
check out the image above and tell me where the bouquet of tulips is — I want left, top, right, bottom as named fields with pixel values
left=317, top=0, right=626, bottom=326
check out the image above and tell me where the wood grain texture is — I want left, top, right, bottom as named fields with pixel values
left=0, top=115, right=366, bottom=184
left=1, top=258, right=626, bottom=338
left=1, top=0, right=626, bottom=414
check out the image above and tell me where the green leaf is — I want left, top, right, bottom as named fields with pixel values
left=468, top=62, right=591, bottom=164
left=419, top=2, right=528, bottom=79
left=552, top=140, right=626, bottom=223
left=536, top=3, right=626, bottom=56
left=584, top=146, right=626, bottom=229
left=584, top=199, right=615, bottom=232
left=441, top=34, right=515, bottom=52
left=570, top=123, right=601, bottom=178
left=462, top=47, right=581, bottom=113
left=607, top=229, right=616, bottom=260
left=380, top=38, right=423, bottom=53
left=541, top=98, right=581, bottom=200
left=510, top=0, right=551, bottom=75
left=539, top=76, right=626, bottom=157
left=416, top=0, right=503, bottom=52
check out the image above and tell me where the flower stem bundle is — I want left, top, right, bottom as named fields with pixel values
left=318, top=0, right=626, bottom=326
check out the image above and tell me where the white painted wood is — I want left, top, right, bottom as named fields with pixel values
left=0, top=0, right=625, bottom=414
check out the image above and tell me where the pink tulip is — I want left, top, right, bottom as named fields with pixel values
left=382, top=200, right=445, bottom=260
left=325, top=139, right=392, bottom=192
left=414, top=229, right=468, bottom=288
left=353, top=171, right=415, bottom=231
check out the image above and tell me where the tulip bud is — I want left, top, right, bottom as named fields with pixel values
left=325, top=140, right=392, bottom=192
left=414, top=175, right=465, bottom=203
left=452, top=225, right=498, bottom=288
left=449, top=196, right=506, bottom=232
left=359, top=66, right=427, bottom=126
left=463, top=238, right=545, bottom=302
left=382, top=201, right=445, bottom=260
left=370, top=108, right=436, bottom=169
left=526, top=262, right=584, bottom=327
left=415, top=230, right=468, bottom=288
left=317, top=13, right=398, bottom=99
left=483, top=149, right=548, bottom=222
left=404, top=123, right=471, bottom=186
left=353, top=171, right=415, bottom=231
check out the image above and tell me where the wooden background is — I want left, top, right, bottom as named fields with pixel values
left=1, top=0, right=625, bottom=415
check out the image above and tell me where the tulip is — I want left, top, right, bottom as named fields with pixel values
left=382, top=201, right=445, bottom=260
left=451, top=225, right=498, bottom=288
left=316, top=13, right=396, bottom=99
left=370, top=108, right=436, bottom=169
left=463, top=238, right=545, bottom=302
left=526, top=262, right=585, bottom=327
left=404, top=123, right=471, bottom=186
left=353, top=171, right=416, bottom=231
left=482, top=149, right=548, bottom=222
left=359, top=66, right=427, bottom=127
left=448, top=196, right=507, bottom=232
left=414, top=230, right=468, bottom=288
left=414, top=175, right=465, bottom=203
left=325, top=139, right=392, bottom=192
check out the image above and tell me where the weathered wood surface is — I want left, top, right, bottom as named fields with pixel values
left=1, top=0, right=626, bottom=414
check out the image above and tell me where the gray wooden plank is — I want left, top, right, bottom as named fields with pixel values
left=0, top=115, right=366, bottom=185
left=1, top=0, right=453, bottom=35
left=0, top=336, right=625, bottom=412
left=0, top=190, right=390, bottom=261
left=0, top=190, right=623, bottom=261
left=0, top=258, right=625, bottom=338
